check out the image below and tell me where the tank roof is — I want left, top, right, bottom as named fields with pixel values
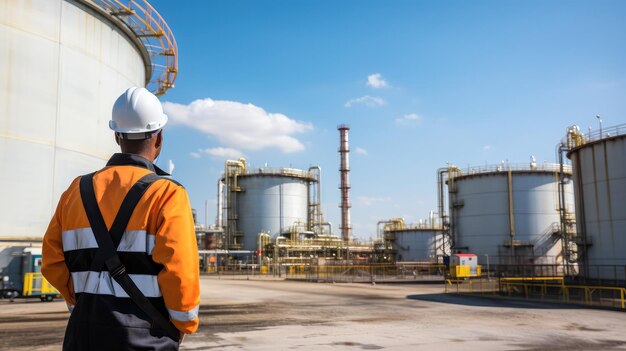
left=386, top=227, right=444, bottom=233
left=385, top=222, right=444, bottom=232
left=240, top=167, right=317, bottom=181
left=565, top=123, right=626, bottom=157
left=448, top=162, right=572, bottom=180
left=76, top=0, right=177, bottom=96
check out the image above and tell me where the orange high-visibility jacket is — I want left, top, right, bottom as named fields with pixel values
left=42, top=153, right=200, bottom=334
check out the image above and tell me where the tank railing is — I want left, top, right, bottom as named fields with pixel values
left=391, top=223, right=445, bottom=230
left=80, top=0, right=178, bottom=96
left=246, top=167, right=316, bottom=179
left=449, top=163, right=572, bottom=179
left=562, top=123, right=626, bottom=150
left=275, top=237, right=373, bottom=249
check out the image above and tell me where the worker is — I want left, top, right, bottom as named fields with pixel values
left=42, top=87, right=200, bottom=350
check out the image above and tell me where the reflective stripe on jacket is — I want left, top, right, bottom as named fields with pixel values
left=42, top=153, right=200, bottom=342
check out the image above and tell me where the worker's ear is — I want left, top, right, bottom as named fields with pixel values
left=114, top=134, right=120, bottom=146
left=155, top=130, right=162, bottom=149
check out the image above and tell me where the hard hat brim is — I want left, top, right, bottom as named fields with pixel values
left=109, top=113, right=168, bottom=133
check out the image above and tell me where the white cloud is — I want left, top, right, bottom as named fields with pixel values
left=355, top=147, right=368, bottom=155
left=395, top=113, right=422, bottom=126
left=366, top=73, right=389, bottom=88
left=483, top=145, right=492, bottom=151
left=356, top=196, right=391, bottom=206
left=193, top=147, right=244, bottom=160
left=203, top=147, right=243, bottom=159
left=344, top=95, right=386, bottom=108
left=163, top=98, right=313, bottom=153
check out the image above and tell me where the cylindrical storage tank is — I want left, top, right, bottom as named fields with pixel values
left=0, top=0, right=175, bottom=241
left=235, top=170, right=314, bottom=251
left=567, top=127, right=626, bottom=281
left=387, top=229, right=444, bottom=263
left=448, top=164, right=575, bottom=271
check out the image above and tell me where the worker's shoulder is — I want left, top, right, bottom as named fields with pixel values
left=150, top=176, right=189, bottom=205
left=153, top=175, right=184, bottom=189
left=63, top=175, right=83, bottom=195
left=53, top=175, right=85, bottom=208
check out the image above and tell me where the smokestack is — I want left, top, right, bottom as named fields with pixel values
left=338, top=124, right=352, bottom=242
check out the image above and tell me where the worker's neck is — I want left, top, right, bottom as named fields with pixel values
left=118, top=135, right=160, bottom=164
left=121, top=150, right=156, bottom=164
left=134, top=151, right=156, bottom=163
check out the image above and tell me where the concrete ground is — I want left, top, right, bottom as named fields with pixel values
left=0, top=275, right=625, bottom=350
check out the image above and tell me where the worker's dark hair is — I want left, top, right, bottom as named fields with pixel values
left=116, top=130, right=161, bottom=154
left=116, top=129, right=160, bottom=140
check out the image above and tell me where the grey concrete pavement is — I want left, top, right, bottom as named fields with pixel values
left=0, top=275, right=625, bottom=350
left=182, top=276, right=626, bottom=350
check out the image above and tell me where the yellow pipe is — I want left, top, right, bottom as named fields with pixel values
left=384, top=218, right=404, bottom=231
left=225, top=159, right=246, bottom=249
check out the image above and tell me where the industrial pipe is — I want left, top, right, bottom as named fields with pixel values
left=507, top=167, right=515, bottom=261
left=257, top=232, right=271, bottom=269
left=308, top=166, right=323, bottom=232
left=314, top=221, right=333, bottom=236
left=556, top=128, right=586, bottom=276
left=557, top=142, right=573, bottom=275
left=224, top=158, right=247, bottom=249
left=376, top=218, right=404, bottom=239
left=321, top=222, right=332, bottom=236
left=437, top=165, right=460, bottom=249
left=376, top=220, right=393, bottom=239
left=436, top=168, right=449, bottom=228
left=216, top=178, right=224, bottom=227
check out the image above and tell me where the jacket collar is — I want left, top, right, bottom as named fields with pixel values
left=106, top=153, right=170, bottom=176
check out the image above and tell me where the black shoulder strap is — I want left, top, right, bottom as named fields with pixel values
left=80, top=173, right=118, bottom=272
left=86, top=172, right=160, bottom=271
left=108, top=173, right=161, bottom=247
left=79, top=172, right=180, bottom=340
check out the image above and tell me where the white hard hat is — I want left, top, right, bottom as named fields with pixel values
left=110, top=87, right=168, bottom=138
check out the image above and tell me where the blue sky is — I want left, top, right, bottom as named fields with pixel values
left=150, top=0, right=626, bottom=240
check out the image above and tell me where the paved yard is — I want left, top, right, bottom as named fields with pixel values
left=1, top=276, right=625, bottom=350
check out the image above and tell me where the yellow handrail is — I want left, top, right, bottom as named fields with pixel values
left=445, top=278, right=626, bottom=310
left=79, top=0, right=178, bottom=96
left=500, top=277, right=564, bottom=282
left=500, top=281, right=626, bottom=309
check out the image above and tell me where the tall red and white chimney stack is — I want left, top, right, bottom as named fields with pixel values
left=338, top=124, right=352, bottom=242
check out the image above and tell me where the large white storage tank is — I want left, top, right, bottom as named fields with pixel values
left=448, top=163, right=575, bottom=270
left=0, top=0, right=176, bottom=241
left=386, top=228, right=445, bottom=263
left=566, top=125, right=626, bottom=281
left=234, top=169, right=315, bottom=251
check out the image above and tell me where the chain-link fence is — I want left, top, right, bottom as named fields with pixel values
left=205, top=262, right=447, bottom=282
left=297, top=263, right=445, bottom=283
